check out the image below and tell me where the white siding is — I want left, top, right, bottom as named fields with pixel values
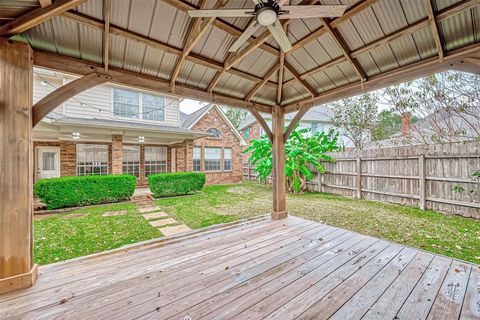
left=33, top=73, right=181, bottom=127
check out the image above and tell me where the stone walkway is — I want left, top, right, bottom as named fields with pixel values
left=131, top=189, right=191, bottom=236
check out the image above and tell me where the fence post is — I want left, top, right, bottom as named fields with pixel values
left=356, top=157, right=362, bottom=199
left=419, top=154, right=426, bottom=210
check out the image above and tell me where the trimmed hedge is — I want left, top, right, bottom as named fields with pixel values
left=148, top=172, right=205, bottom=197
left=34, top=174, right=136, bottom=209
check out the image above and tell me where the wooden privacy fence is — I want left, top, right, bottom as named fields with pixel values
left=243, top=141, right=480, bottom=219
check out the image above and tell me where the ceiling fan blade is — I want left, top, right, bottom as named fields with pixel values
left=229, top=21, right=260, bottom=52
left=279, top=5, right=347, bottom=19
left=188, top=9, right=253, bottom=18
left=267, top=20, right=292, bottom=52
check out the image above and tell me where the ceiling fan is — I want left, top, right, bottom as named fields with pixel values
left=188, top=0, right=347, bottom=53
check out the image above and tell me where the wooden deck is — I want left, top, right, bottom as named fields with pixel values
left=1, top=216, right=479, bottom=320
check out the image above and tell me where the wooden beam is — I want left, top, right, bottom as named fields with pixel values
left=0, top=39, right=37, bottom=294
left=277, top=50, right=285, bottom=104
left=39, top=0, right=52, bottom=8
left=103, top=0, right=111, bottom=72
left=284, top=60, right=316, bottom=97
left=32, top=73, right=111, bottom=126
left=245, top=64, right=280, bottom=101
left=283, top=105, right=312, bottom=141
left=423, top=0, right=444, bottom=61
left=283, top=43, right=480, bottom=112
left=449, top=57, right=480, bottom=75
left=271, top=105, right=287, bottom=219
left=62, top=11, right=279, bottom=91
left=319, top=18, right=366, bottom=81
left=0, top=0, right=87, bottom=37
left=33, top=50, right=274, bottom=113
left=249, top=108, right=273, bottom=142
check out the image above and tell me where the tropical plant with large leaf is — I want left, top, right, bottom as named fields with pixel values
left=244, top=127, right=339, bottom=193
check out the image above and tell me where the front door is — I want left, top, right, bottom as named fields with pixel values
left=36, top=147, right=60, bottom=181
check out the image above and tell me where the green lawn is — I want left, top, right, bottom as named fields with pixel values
left=34, top=181, right=480, bottom=265
left=157, top=182, right=480, bottom=264
left=34, top=202, right=160, bottom=265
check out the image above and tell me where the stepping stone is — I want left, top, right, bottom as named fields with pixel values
left=149, top=218, right=178, bottom=227
left=138, top=206, right=161, bottom=213
left=158, top=224, right=192, bottom=237
left=142, top=211, right=168, bottom=220
left=102, top=210, right=127, bottom=217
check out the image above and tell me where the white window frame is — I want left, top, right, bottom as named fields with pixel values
left=204, top=147, right=222, bottom=172
left=144, top=146, right=168, bottom=177
left=111, top=87, right=166, bottom=123
left=76, top=144, right=109, bottom=176
left=122, top=145, right=141, bottom=178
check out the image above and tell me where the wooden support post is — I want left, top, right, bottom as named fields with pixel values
left=0, top=39, right=37, bottom=294
left=356, top=157, right=362, bottom=199
left=419, top=154, right=426, bottom=210
left=271, top=105, right=287, bottom=220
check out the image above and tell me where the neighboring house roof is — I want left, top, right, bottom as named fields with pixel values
left=43, top=112, right=207, bottom=136
left=238, top=105, right=334, bottom=130
left=182, top=104, right=247, bottom=145
left=366, top=107, right=480, bottom=148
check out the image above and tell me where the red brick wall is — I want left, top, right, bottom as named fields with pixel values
left=190, top=107, right=243, bottom=185
left=111, top=135, right=123, bottom=174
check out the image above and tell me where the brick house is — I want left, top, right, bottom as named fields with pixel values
left=33, top=69, right=246, bottom=186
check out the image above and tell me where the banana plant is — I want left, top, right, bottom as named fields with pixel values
left=244, top=127, right=339, bottom=193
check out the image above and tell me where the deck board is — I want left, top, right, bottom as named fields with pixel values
left=0, top=216, right=478, bottom=320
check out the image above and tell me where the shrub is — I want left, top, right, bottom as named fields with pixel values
left=148, top=172, right=205, bottom=197
left=34, top=174, right=136, bottom=209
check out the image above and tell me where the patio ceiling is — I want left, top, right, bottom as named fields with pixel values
left=0, top=0, right=479, bottom=113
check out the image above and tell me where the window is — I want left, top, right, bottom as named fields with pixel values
left=113, top=89, right=139, bottom=119
left=204, top=147, right=221, bottom=171
left=76, top=144, right=109, bottom=176
left=311, top=122, right=318, bottom=132
left=113, top=88, right=166, bottom=122
left=193, top=146, right=202, bottom=172
left=145, top=146, right=167, bottom=176
left=143, top=94, right=165, bottom=121
left=207, top=128, right=221, bottom=139
left=42, top=152, right=57, bottom=171
left=122, top=146, right=140, bottom=178
left=245, top=127, right=249, bottom=139
left=224, top=148, right=232, bottom=171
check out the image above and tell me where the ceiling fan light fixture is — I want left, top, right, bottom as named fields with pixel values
left=256, top=8, right=277, bottom=26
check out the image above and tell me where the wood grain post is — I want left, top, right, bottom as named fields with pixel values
left=271, top=105, right=287, bottom=220
left=0, top=39, right=38, bottom=294
left=356, top=157, right=362, bottom=199
left=419, top=154, right=426, bottom=210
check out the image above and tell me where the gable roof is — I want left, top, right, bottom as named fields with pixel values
left=238, top=105, right=334, bottom=130
left=181, top=104, right=247, bottom=145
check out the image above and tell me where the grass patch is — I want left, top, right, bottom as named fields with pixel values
left=157, top=181, right=480, bottom=264
left=34, top=203, right=160, bottom=265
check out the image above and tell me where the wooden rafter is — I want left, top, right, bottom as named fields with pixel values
left=245, top=64, right=280, bottom=101
left=62, top=11, right=279, bottom=91
left=423, top=0, right=444, bottom=61
left=277, top=50, right=285, bottom=104
left=170, top=0, right=218, bottom=88
left=103, top=0, right=111, bottom=72
left=319, top=18, right=366, bottom=81
left=32, top=73, right=111, bottom=126
left=284, top=43, right=480, bottom=112
left=33, top=50, right=274, bottom=114
left=0, top=0, right=87, bottom=37
left=249, top=108, right=273, bottom=142
left=284, top=60, right=316, bottom=97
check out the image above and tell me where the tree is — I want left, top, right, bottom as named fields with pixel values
left=244, top=128, right=339, bottom=194
left=332, top=93, right=378, bottom=150
left=222, top=106, right=250, bottom=129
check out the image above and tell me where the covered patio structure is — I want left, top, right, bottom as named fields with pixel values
left=0, top=0, right=479, bottom=317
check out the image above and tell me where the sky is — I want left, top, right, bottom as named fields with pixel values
left=179, top=99, right=210, bottom=115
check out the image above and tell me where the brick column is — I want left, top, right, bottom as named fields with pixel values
left=112, top=134, right=123, bottom=174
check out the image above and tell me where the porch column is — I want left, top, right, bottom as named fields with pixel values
left=111, top=134, right=123, bottom=174
left=0, top=39, right=37, bottom=293
left=271, top=105, right=287, bottom=219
